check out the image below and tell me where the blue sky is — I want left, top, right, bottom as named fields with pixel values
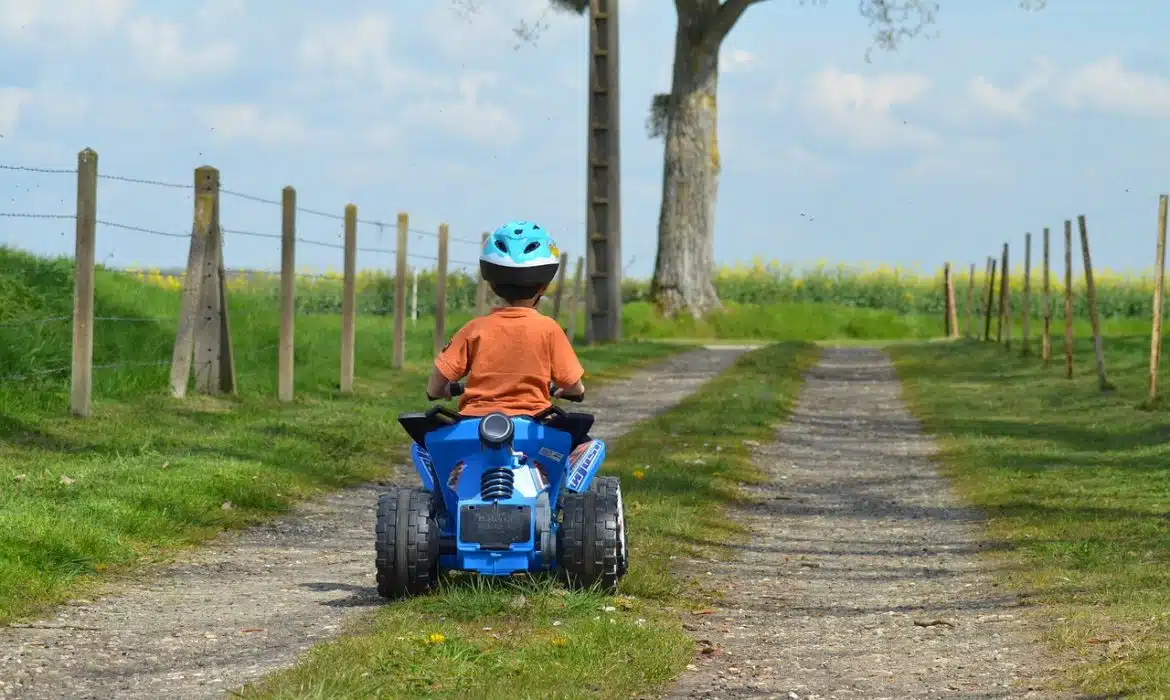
left=1, top=0, right=1168, bottom=280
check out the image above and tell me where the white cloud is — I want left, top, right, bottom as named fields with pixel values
left=902, top=137, right=1007, bottom=182
left=1058, top=56, right=1170, bottom=118
left=404, top=73, right=518, bottom=147
left=0, top=0, right=130, bottom=41
left=967, top=59, right=1053, bottom=121
left=296, top=13, right=425, bottom=96
left=128, top=16, right=237, bottom=79
left=968, top=57, right=1170, bottom=121
left=721, top=49, right=756, bottom=74
left=199, top=104, right=311, bottom=146
left=195, top=0, right=244, bottom=25
left=803, top=66, right=936, bottom=150
left=0, top=87, right=32, bottom=135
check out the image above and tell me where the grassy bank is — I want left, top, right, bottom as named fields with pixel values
left=236, top=341, right=821, bottom=700
left=0, top=248, right=682, bottom=624
left=890, top=335, right=1170, bottom=697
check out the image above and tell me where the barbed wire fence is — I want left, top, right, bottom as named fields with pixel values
left=0, top=148, right=586, bottom=417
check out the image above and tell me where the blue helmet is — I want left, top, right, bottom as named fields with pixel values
left=479, top=219, right=561, bottom=287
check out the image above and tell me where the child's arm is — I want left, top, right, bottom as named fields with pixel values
left=550, top=326, right=586, bottom=400
left=426, top=367, right=455, bottom=400
left=552, top=378, right=585, bottom=398
left=430, top=323, right=473, bottom=399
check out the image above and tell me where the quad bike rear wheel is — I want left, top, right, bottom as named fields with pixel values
left=593, top=476, right=629, bottom=578
left=558, top=476, right=627, bottom=593
left=375, top=487, right=439, bottom=598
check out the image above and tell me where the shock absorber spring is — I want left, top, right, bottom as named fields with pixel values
left=480, top=467, right=514, bottom=501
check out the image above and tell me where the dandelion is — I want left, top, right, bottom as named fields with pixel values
left=425, top=632, right=446, bottom=645
left=632, top=470, right=645, bottom=480
left=551, top=637, right=567, bottom=647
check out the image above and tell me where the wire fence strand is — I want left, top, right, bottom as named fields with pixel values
left=4, top=160, right=496, bottom=273
left=0, top=315, right=170, bottom=329
left=0, top=212, right=75, bottom=220
left=0, top=163, right=74, bottom=175
left=0, top=358, right=172, bottom=384
left=99, top=173, right=192, bottom=190
left=97, top=219, right=189, bottom=239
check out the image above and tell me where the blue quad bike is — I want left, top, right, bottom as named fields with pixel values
left=374, top=382, right=628, bottom=598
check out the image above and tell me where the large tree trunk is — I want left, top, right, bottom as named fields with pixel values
left=650, top=6, right=723, bottom=318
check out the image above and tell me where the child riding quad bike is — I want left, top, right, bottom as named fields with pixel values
left=373, top=220, right=628, bottom=599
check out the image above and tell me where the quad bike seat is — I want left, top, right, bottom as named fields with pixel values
left=397, top=405, right=594, bottom=451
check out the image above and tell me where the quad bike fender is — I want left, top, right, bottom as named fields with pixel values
left=564, top=438, right=606, bottom=493
left=410, top=442, right=440, bottom=492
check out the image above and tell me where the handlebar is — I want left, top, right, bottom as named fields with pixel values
left=550, top=382, right=584, bottom=403
left=427, top=382, right=464, bottom=401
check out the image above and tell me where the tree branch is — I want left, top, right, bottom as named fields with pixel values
left=699, top=0, right=769, bottom=50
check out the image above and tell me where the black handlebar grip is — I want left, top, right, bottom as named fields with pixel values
left=550, top=382, right=584, bottom=402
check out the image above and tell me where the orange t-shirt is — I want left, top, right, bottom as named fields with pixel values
left=434, top=306, right=585, bottom=417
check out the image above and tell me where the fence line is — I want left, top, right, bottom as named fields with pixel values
left=939, top=193, right=1170, bottom=408
left=0, top=148, right=587, bottom=417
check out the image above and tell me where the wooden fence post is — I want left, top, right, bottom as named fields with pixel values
left=170, top=166, right=236, bottom=398
left=70, top=148, right=98, bottom=417
left=966, top=263, right=976, bottom=338
left=410, top=265, right=419, bottom=325
left=943, top=263, right=958, bottom=338
left=392, top=213, right=408, bottom=369
left=278, top=186, right=296, bottom=402
left=475, top=231, right=489, bottom=315
left=340, top=203, right=357, bottom=394
left=566, top=255, right=585, bottom=344
left=1150, top=195, right=1169, bottom=403
left=1064, top=219, right=1074, bottom=379
left=170, top=167, right=213, bottom=399
left=1042, top=227, right=1051, bottom=366
left=1078, top=215, right=1111, bottom=390
left=551, top=252, right=569, bottom=323
left=1022, top=233, right=1032, bottom=356
left=997, top=243, right=1009, bottom=345
left=434, top=224, right=449, bottom=357
left=983, top=256, right=997, bottom=341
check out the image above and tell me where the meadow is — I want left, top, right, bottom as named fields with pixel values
left=6, top=242, right=1170, bottom=697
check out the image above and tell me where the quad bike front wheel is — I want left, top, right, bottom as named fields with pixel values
left=558, top=476, right=627, bottom=594
left=374, top=487, right=439, bottom=599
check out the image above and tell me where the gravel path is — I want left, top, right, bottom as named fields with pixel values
left=0, top=346, right=751, bottom=700
left=664, top=346, right=1071, bottom=700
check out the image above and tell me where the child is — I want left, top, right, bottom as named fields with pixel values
left=427, top=219, right=586, bottom=416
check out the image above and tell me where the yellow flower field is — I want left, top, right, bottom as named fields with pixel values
left=126, top=256, right=1164, bottom=320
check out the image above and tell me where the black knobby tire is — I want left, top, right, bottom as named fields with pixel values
left=593, top=476, right=629, bottom=578
left=558, top=476, right=625, bottom=594
left=374, top=487, right=439, bottom=599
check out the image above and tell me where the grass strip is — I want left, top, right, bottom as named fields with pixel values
left=890, top=335, right=1170, bottom=697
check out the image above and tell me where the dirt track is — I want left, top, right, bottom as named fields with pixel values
left=662, top=346, right=1070, bottom=699
left=0, top=346, right=751, bottom=700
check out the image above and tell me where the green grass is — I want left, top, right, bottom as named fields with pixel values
left=0, top=247, right=683, bottom=624
left=623, top=299, right=943, bottom=340
left=235, top=341, right=821, bottom=700
left=890, top=334, right=1170, bottom=698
